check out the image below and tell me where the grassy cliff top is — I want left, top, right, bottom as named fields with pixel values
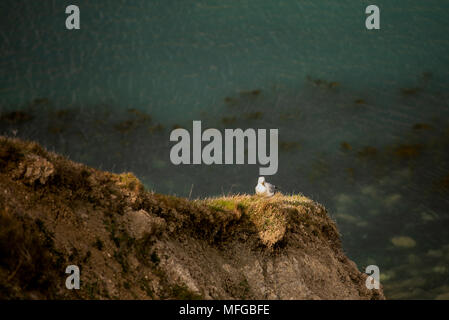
left=0, top=136, right=384, bottom=300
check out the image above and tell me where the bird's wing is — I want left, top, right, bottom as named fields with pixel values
left=266, top=183, right=276, bottom=193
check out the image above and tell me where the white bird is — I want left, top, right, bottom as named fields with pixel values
left=255, top=176, right=277, bottom=197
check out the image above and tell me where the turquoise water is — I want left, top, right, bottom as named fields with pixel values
left=1, top=0, right=449, bottom=299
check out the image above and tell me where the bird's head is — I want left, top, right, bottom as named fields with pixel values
left=258, top=176, right=265, bottom=184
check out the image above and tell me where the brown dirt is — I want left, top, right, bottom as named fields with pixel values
left=0, top=136, right=385, bottom=300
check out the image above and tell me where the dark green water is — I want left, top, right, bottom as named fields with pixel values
left=1, top=0, right=449, bottom=299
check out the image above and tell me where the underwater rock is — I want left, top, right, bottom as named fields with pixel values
left=391, top=236, right=416, bottom=248
left=0, top=111, right=33, bottom=125
left=400, top=87, right=421, bottom=96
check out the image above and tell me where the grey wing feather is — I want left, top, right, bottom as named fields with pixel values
left=266, top=183, right=276, bottom=193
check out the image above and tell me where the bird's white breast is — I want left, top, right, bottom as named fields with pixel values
left=255, top=183, right=266, bottom=195
left=255, top=183, right=275, bottom=197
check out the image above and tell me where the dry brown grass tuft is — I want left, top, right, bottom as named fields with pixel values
left=199, top=193, right=338, bottom=249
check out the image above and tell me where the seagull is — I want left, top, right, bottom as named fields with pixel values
left=255, top=176, right=277, bottom=197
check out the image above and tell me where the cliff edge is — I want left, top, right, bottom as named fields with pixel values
left=0, top=136, right=384, bottom=299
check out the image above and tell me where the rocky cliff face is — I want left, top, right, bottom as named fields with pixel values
left=0, top=136, right=384, bottom=300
